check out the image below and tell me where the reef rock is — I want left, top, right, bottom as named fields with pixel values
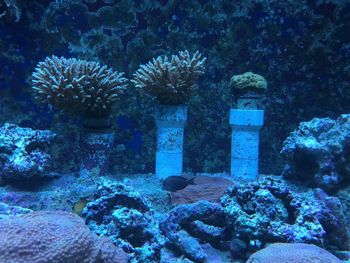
left=220, top=177, right=350, bottom=254
left=281, top=114, right=350, bottom=192
left=83, top=182, right=164, bottom=263
left=0, top=123, right=57, bottom=182
left=336, top=185, right=350, bottom=227
left=160, top=200, right=229, bottom=262
left=170, top=175, right=233, bottom=205
left=0, top=210, right=128, bottom=263
left=0, top=201, right=32, bottom=219
left=0, top=0, right=21, bottom=24
left=246, top=243, right=342, bottom=263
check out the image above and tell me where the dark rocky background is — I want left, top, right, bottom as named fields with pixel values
left=0, top=0, right=349, bottom=175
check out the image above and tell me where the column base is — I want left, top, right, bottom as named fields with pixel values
left=80, top=131, right=114, bottom=177
left=231, top=158, right=259, bottom=181
left=156, top=151, right=183, bottom=179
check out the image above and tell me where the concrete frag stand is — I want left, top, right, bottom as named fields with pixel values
left=230, top=109, right=264, bottom=180
left=80, top=117, right=115, bottom=177
left=155, top=105, right=187, bottom=179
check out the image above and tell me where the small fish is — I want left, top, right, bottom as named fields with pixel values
left=162, top=176, right=196, bottom=192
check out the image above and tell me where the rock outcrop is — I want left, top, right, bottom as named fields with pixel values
left=281, top=114, right=350, bottom=192
left=0, top=123, right=57, bottom=182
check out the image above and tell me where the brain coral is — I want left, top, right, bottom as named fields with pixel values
left=132, top=50, right=206, bottom=105
left=32, top=56, right=128, bottom=118
left=246, top=243, right=342, bottom=263
left=0, top=210, right=128, bottom=263
left=230, top=72, right=267, bottom=94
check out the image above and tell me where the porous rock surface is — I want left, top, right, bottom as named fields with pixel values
left=281, top=114, right=350, bottom=191
left=160, top=200, right=229, bottom=262
left=220, top=177, right=350, bottom=252
left=0, top=210, right=128, bottom=263
left=0, top=122, right=57, bottom=181
left=246, top=243, right=342, bottom=263
left=82, top=177, right=350, bottom=262
left=83, top=181, right=164, bottom=263
left=336, top=185, right=350, bottom=227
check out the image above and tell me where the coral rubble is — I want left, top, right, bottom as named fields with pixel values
left=0, top=123, right=57, bottom=182
left=0, top=210, right=128, bottom=263
left=281, top=114, right=350, bottom=192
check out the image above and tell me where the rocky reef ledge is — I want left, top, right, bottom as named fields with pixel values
left=0, top=172, right=347, bottom=262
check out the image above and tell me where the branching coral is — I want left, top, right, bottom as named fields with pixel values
left=132, top=50, right=206, bottom=105
left=32, top=56, right=128, bottom=118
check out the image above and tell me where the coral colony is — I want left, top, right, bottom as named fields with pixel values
left=32, top=56, right=128, bottom=118
left=0, top=1, right=350, bottom=263
left=132, top=50, right=206, bottom=105
left=133, top=50, right=206, bottom=178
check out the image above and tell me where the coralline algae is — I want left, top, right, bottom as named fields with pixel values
left=281, top=114, right=350, bottom=192
left=0, top=123, right=57, bottom=182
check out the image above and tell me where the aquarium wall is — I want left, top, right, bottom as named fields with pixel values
left=1, top=0, right=350, bottom=174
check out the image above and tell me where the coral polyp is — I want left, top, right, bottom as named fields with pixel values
left=32, top=56, right=128, bottom=117
left=132, top=50, right=206, bottom=105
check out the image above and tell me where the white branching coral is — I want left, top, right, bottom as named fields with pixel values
left=132, top=50, right=206, bottom=105
left=32, top=56, right=128, bottom=117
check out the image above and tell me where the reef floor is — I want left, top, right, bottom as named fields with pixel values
left=0, top=173, right=348, bottom=263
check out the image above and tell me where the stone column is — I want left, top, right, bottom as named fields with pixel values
left=155, top=105, right=187, bottom=179
left=230, top=109, right=264, bottom=180
left=80, top=116, right=114, bottom=177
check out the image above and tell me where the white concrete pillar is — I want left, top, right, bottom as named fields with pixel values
left=230, top=109, right=264, bottom=180
left=155, top=105, right=187, bottom=179
left=80, top=117, right=114, bottom=177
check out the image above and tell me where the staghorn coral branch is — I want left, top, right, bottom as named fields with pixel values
left=132, top=50, right=206, bottom=105
left=32, top=56, right=128, bottom=117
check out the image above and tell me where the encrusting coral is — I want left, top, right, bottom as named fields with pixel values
left=246, top=243, right=342, bottom=263
left=230, top=71, right=267, bottom=94
left=132, top=50, right=206, bottom=105
left=0, top=210, right=128, bottom=263
left=32, top=56, right=128, bottom=118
